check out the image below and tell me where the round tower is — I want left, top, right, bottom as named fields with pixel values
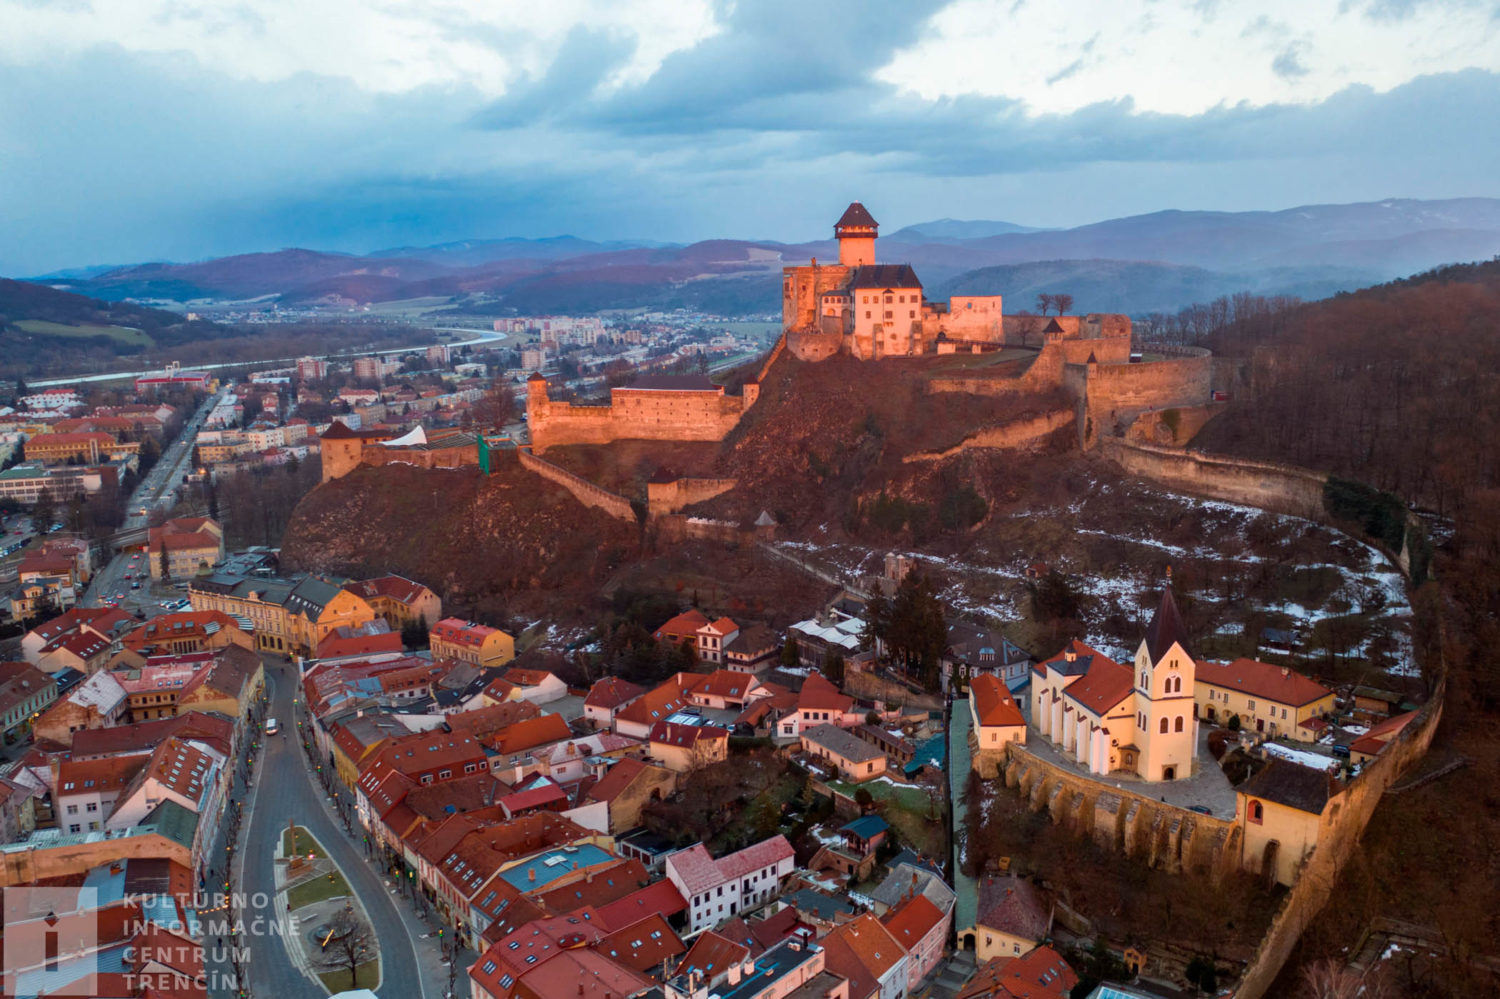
left=835, top=201, right=878, bottom=267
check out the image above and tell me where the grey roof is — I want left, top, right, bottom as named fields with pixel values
left=786, top=887, right=855, bottom=922
left=622, top=374, right=719, bottom=392
left=802, top=723, right=884, bottom=764
left=285, top=575, right=342, bottom=618
left=843, top=264, right=921, bottom=291
left=870, top=861, right=955, bottom=912
left=1239, top=759, right=1337, bottom=815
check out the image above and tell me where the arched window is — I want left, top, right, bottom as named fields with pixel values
left=1159, top=717, right=1169, bottom=734
left=1174, top=716, right=1184, bottom=732
left=1249, top=800, right=1263, bottom=824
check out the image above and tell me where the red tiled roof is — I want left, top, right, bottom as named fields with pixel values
left=882, top=893, right=944, bottom=952
left=971, top=674, right=1025, bottom=727
left=975, top=876, right=1050, bottom=943
left=595, top=879, right=686, bottom=931
left=653, top=609, right=709, bottom=642
left=1060, top=655, right=1133, bottom=717
left=1348, top=709, right=1420, bottom=757
left=432, top=617, right=503, bottom=647
left=490, top=713, right=571, bottom=756
left=1195, top=658, right=1333, bottom=708
left=596, top=912, right=684, bottom=973
left=957, top=946, right=1078, bottom=999
left=649, top=720, right=728, bottom=749
left=676, top=929, right=750, bottom=980
left=583, top=677, right=645, bottom=711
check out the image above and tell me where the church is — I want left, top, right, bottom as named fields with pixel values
left=1031, top=587, right=1199, bottom=782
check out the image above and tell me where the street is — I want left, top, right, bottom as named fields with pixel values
left=81, top=387, right=225, bottom=612
left=205, top=660, right=459, bottom=999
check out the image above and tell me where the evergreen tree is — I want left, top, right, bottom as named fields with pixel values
left=32, top=487, right=54, bottom=532
left=159, top=542, right=171, bottom=580
left=780, top=635, right=800, bottom=668
left=884, top=570, right=947, bottom=692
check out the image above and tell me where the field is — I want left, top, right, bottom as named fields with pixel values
left=319, top=963, right=380, bottom=993
left=710, top=321, right=781, bottom=343
left=14, top=319, right=153, bottom=346
left=287, top=870, right=351, bottom=909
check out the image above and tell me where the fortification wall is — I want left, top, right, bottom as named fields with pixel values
left=1057, top=337, right=1131, bottom=365
left=321, top=438, right=366, bottom=483
left=646, top=477, right=740, bottom=515
left=903, top=409, right=1075, bottom=463
left=653, top=514, right=748, bottom=544
left=361, top=442, right=479, bottom=472
left=529, top=392, right=746, bottom=453
left=782, top=262, right=851, bottom=331
left=1081, top=346, right=1213, bottom=423
left=1103, top=440, right=1328, bottom=519
left=787, top=328, right=843, bottom=362
left=516, top=449, right=636, bottom=523
left=1124, top=404, right=1226, bottom=447
left=1002, top=742, right=1239, bottom=879
left=1234, top=676, right=1445, bottom=999
left=926, top=345, right=1066, bottom=397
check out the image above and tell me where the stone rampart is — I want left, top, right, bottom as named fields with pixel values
left=646, top=477, right=740, bottom=515
left=787, top=328, right=843, bottom=362
left=528, top=383, right=751, bottom=454
left=1080, top=345, right=1213, bottom=427
left=1233, top=674, right=1445, bottom=999
left=516, top=449, right=636, bottom=523
left=1102, top=440, right=1328, bottom=519
left=1002, top=742, right=1237, bottom=878
left=360, top=440, right=479, bottom=472
left=903, top=409, right=1075, bottom=463
left=926, top=344, right=1066, bottom=397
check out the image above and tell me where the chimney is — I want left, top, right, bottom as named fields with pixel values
left=528, top=867, right=535, bottom=882
left=1281, top=667, right=1290, bottom=678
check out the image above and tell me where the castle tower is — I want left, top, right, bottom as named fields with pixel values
left=1134, top=581, right=1198, bottom=781
left=835, top=202, right=878, bottom=267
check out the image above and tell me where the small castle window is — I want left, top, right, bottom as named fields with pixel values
left=1159, top=717, right=1169, bottom=734
left=1249, top=800, right=1263, bottom=824
left=1174, top=716, right=1184, bottom=732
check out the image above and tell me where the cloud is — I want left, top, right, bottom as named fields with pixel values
left=1, top=0, right=1498, bottom=274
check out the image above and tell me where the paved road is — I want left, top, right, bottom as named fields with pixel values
left=217, top=662, right=438, bottom=999
left=82, top=388, right=224, bottom=611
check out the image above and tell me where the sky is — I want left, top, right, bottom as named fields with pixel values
left=2, top=0, right=1499, bottom=274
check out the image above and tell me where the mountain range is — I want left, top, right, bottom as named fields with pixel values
left=20, top=197, right=1500, bottom=317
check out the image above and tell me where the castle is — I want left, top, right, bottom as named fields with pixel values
left=781, top=202, right=1133, bottom=364
left=525, top=372, right=761, bottom=455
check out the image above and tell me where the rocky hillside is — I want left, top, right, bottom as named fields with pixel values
left=279, top=459, right=639, bottom=626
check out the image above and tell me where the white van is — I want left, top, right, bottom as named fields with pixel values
left=265, top=718, right=280, bottom=735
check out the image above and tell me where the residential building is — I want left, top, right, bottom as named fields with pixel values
left=32, top=670, right=128, bottom=746
left=55, top=754, right=146, bottom=834
left=801, top=723, right=887, bottom=782
left=431, top=618, right=516, bottom=668
left=956, top=946, right=1078, bottom=999
left=147, top=517, right=225, bottom=580
left=944, top=623, right=1032, bottom=693
left=775, top=674, right=858, bottom=740
left=649, top=720, right=729, bottom=772
left=666, top=834, right=795, bottom=932
left=724, top=623, right=779, bottom=673
left=1194, top=657, right=1335, bottom=738
left=583, top=676, right=645, bottom=729
left=966, top=876, right=1051, bottom=962
left=121, top=611, right=254, bottom=656
left=341, top=574, right=442, bottom=629
left=0, top=661, right=58, bottom=742
left=883, top=894, right=948, bottom=991
left=822, top=912, right=910, bottom=999
left=25, top=431, right=139, bottom=466
left=969, top=674, right=1027, bottom=754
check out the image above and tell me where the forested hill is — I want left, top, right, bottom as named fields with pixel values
left=0, top=277, right=193, bottom=335
left=1196, top=258, right=1500, bottom=516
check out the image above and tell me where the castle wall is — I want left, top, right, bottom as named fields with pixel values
left=1080, top=345, right=1213, bottom=433
left=529, top=389, right=748, bottom=453
left=516, top=449, right=636, bottom=523
left=1102, top=440, right=1328, bottom=519
left=360, top=441, right=479, bottom=472
left=787, top=329, right=843, bottom=362
left=926, top=344, right=1067, bottom=397
left=321, top=438, right=366, bottom=483
left=646, top=477, right=740, bottom=515
left=902, top=408, right=1075, bottom=463
left=1233, top=675, right=1444, bottom=999
left=782, top=263, right=851, bottom=332
left=942, top=296, right=1005, bottom=342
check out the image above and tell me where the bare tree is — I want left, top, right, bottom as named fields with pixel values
left=317, top=908, right=375, bottom=988
left=1035, top=293, right=1054, bottom=316
left=1297, top=958, right=1392, bottom=999
left=1053, top=293, right=1075, bottom=315
left=472, top=378, right=517, bottom=430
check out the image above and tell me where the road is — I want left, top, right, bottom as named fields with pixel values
left=206, top=662, right=453, bottom=999
left=81, top=387, right=225, bottom=611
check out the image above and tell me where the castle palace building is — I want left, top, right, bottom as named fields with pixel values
left=782, top=202, right=1006, bottom=360
left=1031, top=586, right=1199, bottom=782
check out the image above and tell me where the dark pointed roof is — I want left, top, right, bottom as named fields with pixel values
left=1239, top=759, right=1338, bottom=815
left=1042, top=318, right=1065, bottom=334
left=1143, top=587, right=1191, bottom=663
left=844, top=264, right=921, bottom=290
left=836, top=202, right=879, bottom=231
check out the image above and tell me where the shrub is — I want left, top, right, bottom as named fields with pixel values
left=1227, top=714, right=1242, bottom=732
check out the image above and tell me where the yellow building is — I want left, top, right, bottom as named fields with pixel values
left=189, top=573, right=376, bottom=657
left=430, top=617, right=514, bottom=667
left=1194, top=658, right=1335, bottom=739
left=966, top=875, right=1051, bottom=961
left=148, top=517, right=224, bottom=580
left=969, top=674, right=1026, bottom=753
left=1236, top=758, right=1340, bottom=886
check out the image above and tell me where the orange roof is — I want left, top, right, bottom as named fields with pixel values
left=1349, top=708, right=1420, bottom=756
left=676, top=929, right=750, bottom=980
left=882, top=893, right=945, bottom=952
left=958, top=946, right=1078, bottom=999
left=432, top=617, right=504, bottom=647
left=1195, top=658, right=1333, bottom=707
left=1059, top=653, right=1133, bottom=717
left=653, top=608, right=709, bottom=642
left=971, top=674, right=1025, bottom=727
left=583, top=676, right=645, bottom=711
left=797, top=673, right=853, bottom=713
left=122, top=611, right=244, bottom=650
left=57, top=754, right=147, bottom=795
left=822, top=914, right=906, bottom=993
left=614, top=672, right=702, bottom=728
left=489, top=713, right=572, bottom=755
